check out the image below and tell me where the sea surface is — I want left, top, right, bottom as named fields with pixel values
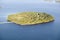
left=0, top=3, right=60, bottom=40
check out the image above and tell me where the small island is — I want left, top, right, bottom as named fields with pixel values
left=7, top=12, right=54, bottom=25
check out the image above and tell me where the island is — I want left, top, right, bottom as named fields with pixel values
left=7, top=12, right=54, bottom=25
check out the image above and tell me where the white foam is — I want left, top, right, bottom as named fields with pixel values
left=0, top=22, right=12, bottom=24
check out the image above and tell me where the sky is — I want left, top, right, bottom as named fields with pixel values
left=1, top=0, right=56, bottom=4
left=1, top=0, right=43, bottom=3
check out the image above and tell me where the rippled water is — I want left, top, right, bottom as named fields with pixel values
left=0, top=3, right=60, bottom=40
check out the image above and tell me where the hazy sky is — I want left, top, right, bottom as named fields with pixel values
left=1, top=0, right=43, bottom=3
left=1, top=0, right=56, bottom=4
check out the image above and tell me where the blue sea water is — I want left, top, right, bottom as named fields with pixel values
left=0, top=3, right=60, bottom=40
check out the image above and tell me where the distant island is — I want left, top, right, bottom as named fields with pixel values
left=44, top=0, right=60, bottom=3
left=55, top=0, right=60, bottom=3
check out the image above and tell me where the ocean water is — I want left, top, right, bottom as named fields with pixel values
left=0, top=3, right=60, bottom=40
